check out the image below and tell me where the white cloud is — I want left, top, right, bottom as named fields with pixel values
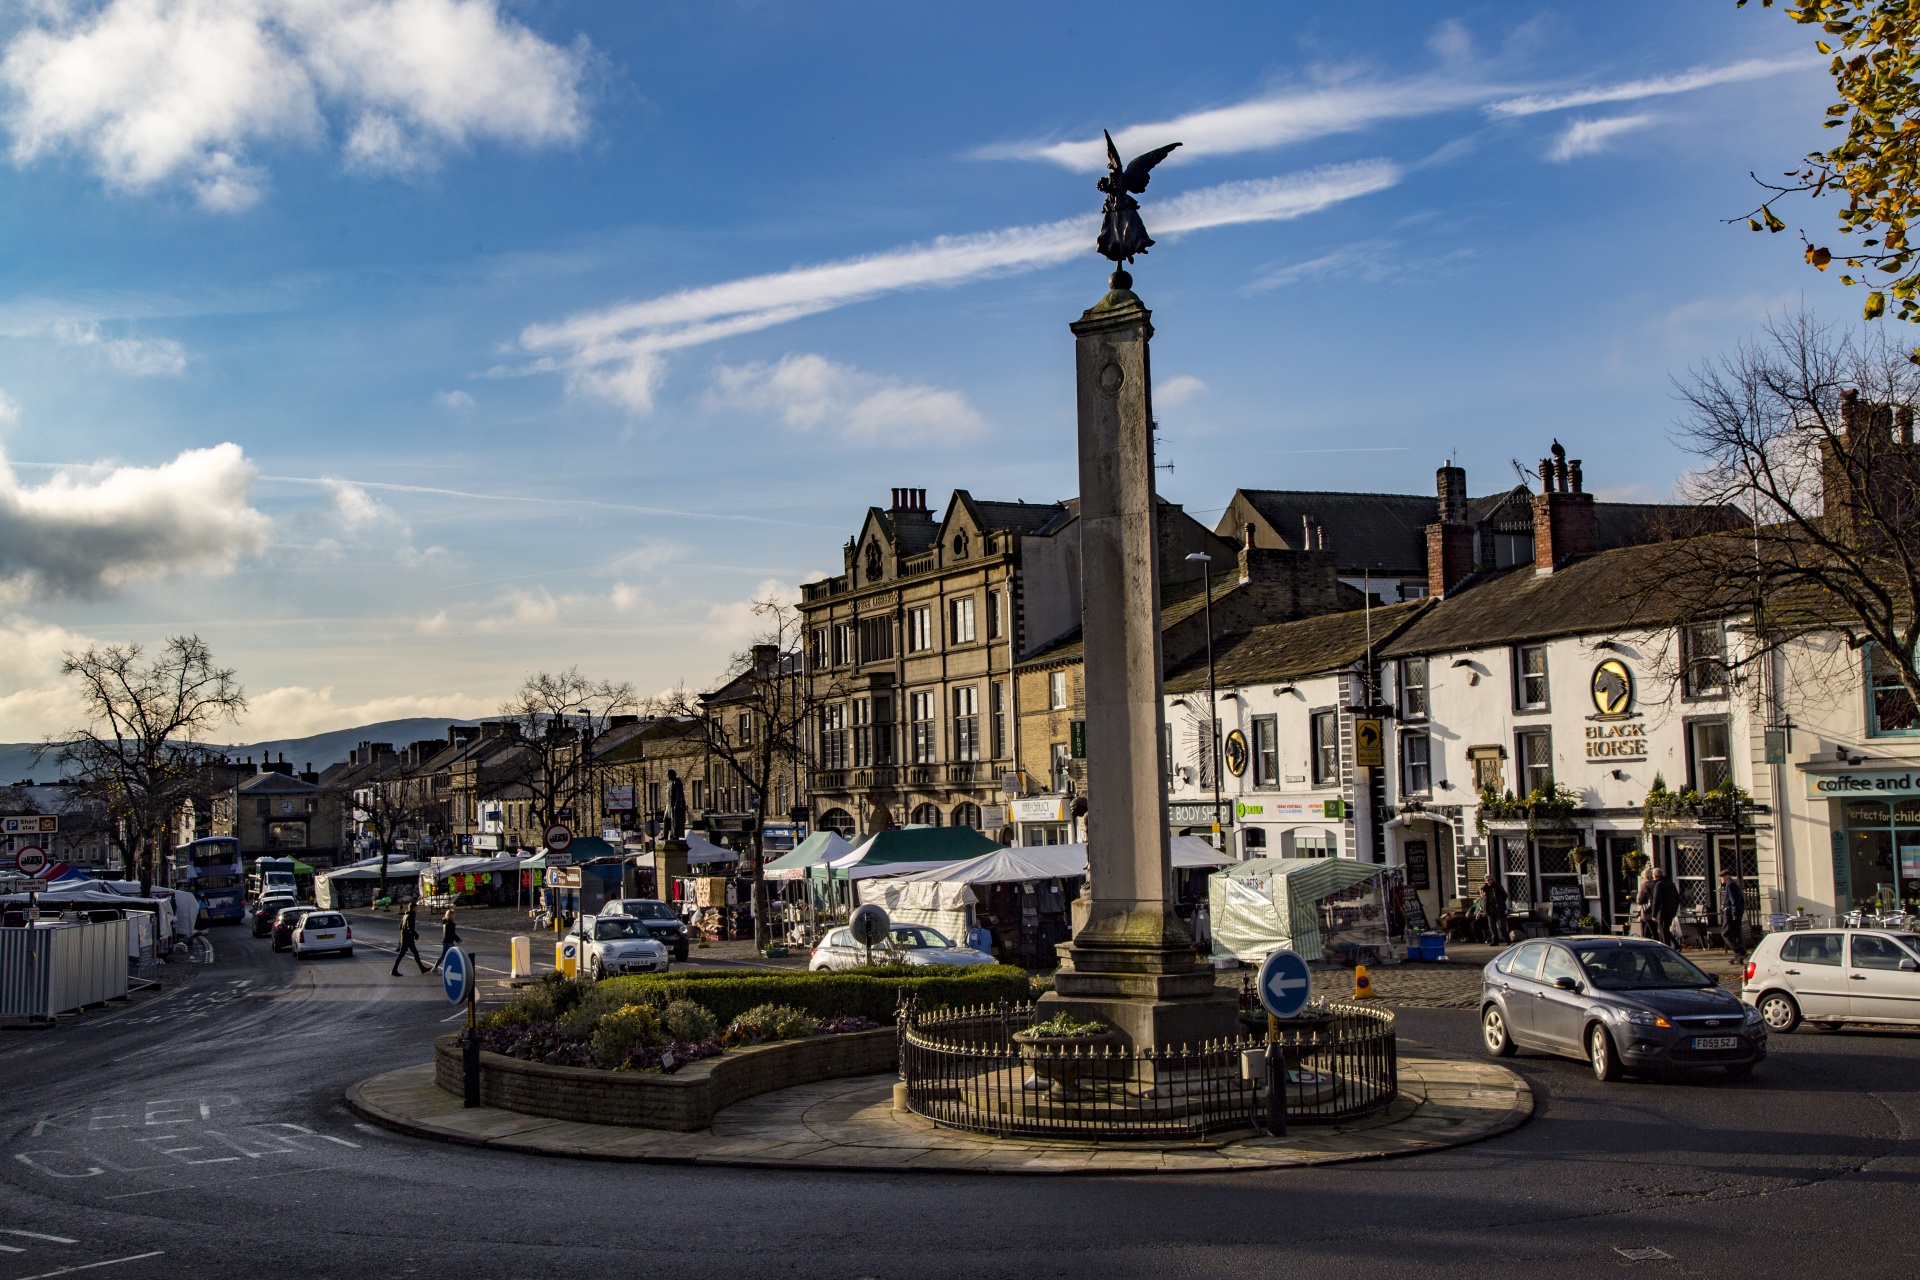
left=475, top=587, right=558, bottom=631
left=435, top=388, right=474, bottom=408
left=236, top=684, right=496, bottom=740
left=52, top=321, right=187, bottom=376
left=520, top=160, right=1401, bottom=412
left=1156, top=375, right=1207, bottom=408
left=1548, top=115, right=1654, bottom=162
left=707, top=354, right=988, bottom=445
left=0, top=612, right=95, bottom=739
left=0, top=389, right=18, bottom=422
left=0, top=442, right=272, bottom=599
left=1427, top=20, right=1474, bottom=65
left=1, top=0, right=587, bottom=210
left=1486, top=57, right=1806, bottom=118
left=609, top=542, right=685, bottom=574
left=609, top=582, right=640, bottom=611
left=323, top=478, right=402, bottom=532
left=1245, top=238, right=1475, bottom=292
left=985, top=78, right=1492, bottom=171
left=702, top=579, right=797, bottom=649
left=416, top=609, right=448, bottom=633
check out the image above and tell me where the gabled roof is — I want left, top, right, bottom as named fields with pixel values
left=1016, top=574, right=1238, bottom=669
left=237, top=771, right=325, bottom=794
left=1165, top=600, right=1429, bottom=693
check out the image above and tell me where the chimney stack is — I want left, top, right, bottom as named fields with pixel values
left=1426, top=462, right=1475, bottom=598
left=1237, top=521, right=1257, bottom=583
left=1533, top=441, right=1597, bottom=572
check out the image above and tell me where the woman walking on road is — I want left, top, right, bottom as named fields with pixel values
left=430, top=909, right=461, bottom=972
left=391, top=904, right=428, bottom=975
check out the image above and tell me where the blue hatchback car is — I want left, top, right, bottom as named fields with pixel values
left=1481, top=936, right=1765, bottom=1081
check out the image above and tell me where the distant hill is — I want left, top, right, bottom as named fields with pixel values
left=0, top=717, right=480, bottom=785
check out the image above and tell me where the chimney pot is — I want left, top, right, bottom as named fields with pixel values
left=1569, top=460, right=1584, bottom=493
left=1538, top=459, right=1553, bottom=495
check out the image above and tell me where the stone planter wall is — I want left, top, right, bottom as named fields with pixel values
left=434, top=1028, right=897, bottom=1132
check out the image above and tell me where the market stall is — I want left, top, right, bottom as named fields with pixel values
left=1208, top=857, right=1405, bottom=966
left=315, top=857, right=431, bottom=909
left=764, top=831, right=853, bottom=881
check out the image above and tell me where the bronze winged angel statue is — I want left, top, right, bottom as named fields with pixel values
left=1096, top=131, right=1181, bottom=264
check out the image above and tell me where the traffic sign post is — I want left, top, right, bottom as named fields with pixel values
left=442, top=946, right=480, bottom=1108
left=14, top=847, right=48, bottom=877
left=543, top=824, right=573, bottom=854
left=1256, top=950, right=1311, bottom=1137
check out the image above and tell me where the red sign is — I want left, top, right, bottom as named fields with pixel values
left=543, top=824, right=573, bottom=853
left=14, top=847, right=48, bottom=876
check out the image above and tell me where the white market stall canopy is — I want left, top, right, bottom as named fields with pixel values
left=858, top=835, right=1232, bottom=918
left=1208, top=856, right=1390, bottom=965
left=684, top=833, right=740, bottom=865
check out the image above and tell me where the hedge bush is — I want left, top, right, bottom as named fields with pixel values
left=587, top=964, right=1030, bottom=1025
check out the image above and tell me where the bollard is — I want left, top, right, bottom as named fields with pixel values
left=510, top=935, right=531, bottom=979
left=1354, top=963, right=1373, bottom=999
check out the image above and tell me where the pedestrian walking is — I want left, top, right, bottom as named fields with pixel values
left=430, top=909, right=462, bottom=972
left=1719, top=870, right=1748, bottom=962
left=1479, top=875, right=1510, bottom=945
left=1635, top=870, right=1658, bottom=939
left=1653, top=870, right=1682, bottom=948
left=391, top=903, right=428, bottom=975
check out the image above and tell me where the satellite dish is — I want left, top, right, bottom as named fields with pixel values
left=850, top=903, right=890, bottom=946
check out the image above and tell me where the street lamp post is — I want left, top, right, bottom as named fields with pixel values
left=1184, top=552, right=1223, bottom=852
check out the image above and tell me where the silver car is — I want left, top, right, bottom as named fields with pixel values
left=809, top=924, right=995, bottom=972
left=1742, top=928, right=1920, bottom=1032
left=576, top=915, right=671, bottom=980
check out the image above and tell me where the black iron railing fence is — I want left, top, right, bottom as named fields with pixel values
left=897, top=998, right=1395, bottom=1140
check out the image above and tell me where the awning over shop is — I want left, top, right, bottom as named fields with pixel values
left=683, top=833, right=740, bottom=865
left=1208, top=856, right=1387, bottom=964
left=868, top=836, right=1230, bottom=911
left=321, top=858, right=433, bottom=882
left=764, top=831, right=853, bottom=880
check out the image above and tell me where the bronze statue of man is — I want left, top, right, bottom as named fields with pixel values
left=1096, top=131, right=1181, bottom=265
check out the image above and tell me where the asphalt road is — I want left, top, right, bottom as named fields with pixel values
left=2, top=920, right=1916, bottom=1280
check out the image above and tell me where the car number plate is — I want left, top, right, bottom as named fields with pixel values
left=1692, top=1035, right=1738, bottom=1049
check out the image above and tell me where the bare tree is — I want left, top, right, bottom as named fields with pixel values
left=1640, top=309, right=1920, bottom=707
left=650, top=597, right=817, bottom=950
left=45, top=636, right=247, bottom=893
left=496, top=668, right=637, bottom=836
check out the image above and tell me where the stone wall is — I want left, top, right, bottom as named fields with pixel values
left=434, top=1028, right=897, bottom=1132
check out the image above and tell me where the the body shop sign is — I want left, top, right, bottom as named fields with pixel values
left=1806, top=769, right=1920, bottom=799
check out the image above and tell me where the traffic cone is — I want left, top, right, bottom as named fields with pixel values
left=1354, top=963, right=1373, bottom=999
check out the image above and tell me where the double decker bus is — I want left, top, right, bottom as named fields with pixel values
left=168, top=836, right=246, bottom=924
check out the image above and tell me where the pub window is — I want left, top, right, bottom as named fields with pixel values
left=1683, top=622, right=1730, bottom=698
left=1398, top=657, right=1428, bottom=721
left=949, top=597, right=976, bottom=645
left=1309, top=710, right=1339, bottom=785
left=1688, top=719, right=1732, bottom=793
left=906, top=607, right=933, bottom=653
left=1513, top=644, right=1549, bottom=711
left=1251, top=715, right=1279, bottom=787
left=1868, top=644, right=1920, bottom=735
left=1515, top=728, right=1553, bottom=796
left=1401, top=731, right=1432, bottom=796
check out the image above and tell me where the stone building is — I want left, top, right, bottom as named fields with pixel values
left=210, top=760, right=347, bottom=869
left=799, top=486, right=1234, bottom=837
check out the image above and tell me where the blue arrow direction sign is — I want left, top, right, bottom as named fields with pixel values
left=1257, top=949, right=1311, bottom=1019
left=442, top=946, right=472, bottom=1006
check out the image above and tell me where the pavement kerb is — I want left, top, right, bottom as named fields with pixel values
left=345, top=1046, right=1532, bottom=1177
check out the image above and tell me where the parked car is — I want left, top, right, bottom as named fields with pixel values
left=576, top=915, right=671, bottom=979
left=250, top=896, right=295, bottom=937
left=292, top=911, right=352, bottom=958
left=1481, top=936, right=1764, bottom=1081
left=599, top=898, right=691, bottom=961
left=1742, top=928, right=1920, bottom=1032
left=809, top=924, right=996, bottom=972
left=271, top=905, right=316, bottom=952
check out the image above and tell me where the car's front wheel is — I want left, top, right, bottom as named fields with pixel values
left=1482, top=1005, right=1517, bottom=1057
left=1756, top=991, right=1801, bottom=1034
left=1589, top=1025, right=1621, bottom=1081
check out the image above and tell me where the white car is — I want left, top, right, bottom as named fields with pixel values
left=809, top=924, right=996, bottom=972
left=578, top=915, right=671, bottom=979
left=292, top=911, right=353, bottom=958
left=1743, top=927, right=1920, bottom=1032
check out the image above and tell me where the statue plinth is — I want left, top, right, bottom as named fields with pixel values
left=1035, top=283, right=1237, bottom=1052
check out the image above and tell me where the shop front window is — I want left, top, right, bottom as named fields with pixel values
left=1841, top=798, right=1920, bottom=914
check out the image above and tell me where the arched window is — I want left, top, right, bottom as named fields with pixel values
left=910, top=803, right=943, bottom=827
left=952, top=801, right=982, bottom=830
left=818, top=808, right=856, bottom=837
left=952, top=532, right=969, bottom=558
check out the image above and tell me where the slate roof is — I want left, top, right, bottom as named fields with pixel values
left=1164, top=600, right=1429, bottom=693
left=1016, top=574, right=1244, bottom=669
left=237, top=771, right=325, bottom=794
left=1378, top=539, right=1737, bottom=657
left=964, top=496, right=1070, bottom=535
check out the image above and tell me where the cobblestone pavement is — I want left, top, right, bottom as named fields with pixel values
left=346, top=1049, right=1530, bottom=1175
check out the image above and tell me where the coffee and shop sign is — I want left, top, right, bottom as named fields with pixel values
left=1584, top=658, right=1648, bottom=762
left=1805, top=768, right=1920, bottom=799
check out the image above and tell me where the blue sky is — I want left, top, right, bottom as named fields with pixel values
left=0, top=1, right=1870, bottom=741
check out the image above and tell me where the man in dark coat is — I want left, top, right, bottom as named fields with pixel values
left=1652, top=870, right=1682, bottom=948
left=1635, top=872, right=1658, bottom=939
left=1479, top=875, right=1510, bottom=944
left=430, top=909, right=461, bottom=973
left=391, top=903, right=428, bottom=975
left=1719, top=870, right=1749, bottom=962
